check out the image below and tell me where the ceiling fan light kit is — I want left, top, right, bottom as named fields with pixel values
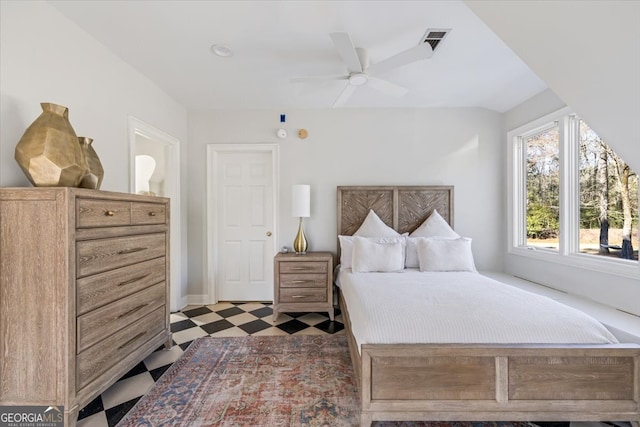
left=348, top=73, right=368, bottom=86
left=291, top=31, right=442, bottom=108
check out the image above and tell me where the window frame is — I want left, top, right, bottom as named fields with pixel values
left=507, top=107, right=639, bottom=279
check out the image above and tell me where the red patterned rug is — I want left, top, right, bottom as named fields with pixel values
left=116, top=335, right=534, bottom=427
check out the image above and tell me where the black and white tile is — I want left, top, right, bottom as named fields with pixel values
left=76, top=302, right=344, bottom=427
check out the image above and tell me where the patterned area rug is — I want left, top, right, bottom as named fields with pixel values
left=116, top=335, right=534, bottom=427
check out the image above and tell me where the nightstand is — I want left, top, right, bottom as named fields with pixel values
left=273, top=251, right=334, bottom=322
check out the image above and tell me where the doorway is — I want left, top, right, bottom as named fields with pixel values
left=128, top=116, right=182, bottom=311
left=207, top=144, right=279, bottom=303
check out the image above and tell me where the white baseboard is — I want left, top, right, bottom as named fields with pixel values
left=178, top=294, right=210, bottom=310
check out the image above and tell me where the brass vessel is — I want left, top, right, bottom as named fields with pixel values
left=293, top=218, right=308, bottom=254
left=78, top=137, right=104, bottom=189
left=14, top=103, right=86, bottom=187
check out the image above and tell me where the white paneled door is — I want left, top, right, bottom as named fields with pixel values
left=214, top=149, right=275, bottom=301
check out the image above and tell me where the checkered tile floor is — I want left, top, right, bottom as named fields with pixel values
left=76, top=302, right=344, bottom=427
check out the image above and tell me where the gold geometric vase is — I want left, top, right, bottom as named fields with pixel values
left=78, top=136, right=104, bottom=190
left=14, top=103, right=86, bottom=187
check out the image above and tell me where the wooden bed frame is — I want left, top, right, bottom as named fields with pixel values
left=336, top=185, right=640, bottom=426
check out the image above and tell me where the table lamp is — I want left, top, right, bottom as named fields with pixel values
left=292, top=184, right=310, bottom=254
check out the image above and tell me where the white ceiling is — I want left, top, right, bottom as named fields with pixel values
left=49, top=0, right=547, bottom=112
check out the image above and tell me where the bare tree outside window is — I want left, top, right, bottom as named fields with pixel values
left=579, top=121, right=638, bottom=261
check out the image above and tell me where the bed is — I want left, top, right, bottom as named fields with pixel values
left=336, top=185, right=640, bottom=426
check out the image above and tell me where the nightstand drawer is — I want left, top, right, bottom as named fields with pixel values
left=279, top=261, right=327, bottom=274
left=280, top=287, right=326, bottom=303
left=279, top=273, right=327, bottom=288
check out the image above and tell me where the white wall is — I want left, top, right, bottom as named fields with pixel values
left=466, top=0, right=640, bottom=173
left=504, top=89, right=639, bottom=316
left=187, top=108, right=504, bottom=298
left=0, top=1, right=189, bottom=300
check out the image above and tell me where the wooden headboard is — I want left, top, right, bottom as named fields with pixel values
left=337, top=185, right=454, bottom=238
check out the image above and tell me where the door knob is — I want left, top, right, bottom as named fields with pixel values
left=266, top=231, right=272, bottom=237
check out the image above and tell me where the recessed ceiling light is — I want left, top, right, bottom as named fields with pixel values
left=210, top=44, right=233, bottom=58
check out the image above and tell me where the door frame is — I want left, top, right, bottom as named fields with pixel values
left=206, top=144, right=279, bottom=304
left=128, top=116, right=182, bottom=311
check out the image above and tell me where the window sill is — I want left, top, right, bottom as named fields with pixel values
left=482, top=271, right=640, bottom=344
left=508, top=246, right=640, bottom=280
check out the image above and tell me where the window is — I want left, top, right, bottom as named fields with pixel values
left=509, top=108, right=639, bottom=276
left=525, top=124, right=560, bottom=250
left=579, top=121, right=639, bottom=260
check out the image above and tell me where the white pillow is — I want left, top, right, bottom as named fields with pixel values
left=405, top=237, right=426, bottom=268
left=352, top=236, right=405, bottom=273
left=339, top=235, right=406, bottom=269
left=353, top=210, right=399, bottom=237
left=417, top=237, right=476, bottom=272
left=409, top=209, right=458, bottom=238
left=406, top=210, right=459, bottom=267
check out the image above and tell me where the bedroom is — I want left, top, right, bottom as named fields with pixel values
left=0, top=1, right=638, bottom=426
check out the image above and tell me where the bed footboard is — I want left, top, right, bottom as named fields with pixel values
left=360, top=343, right=640, bottom=425
left=339, top=291, right=640, bottom=425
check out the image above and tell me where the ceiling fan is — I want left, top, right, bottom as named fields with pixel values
left=291, top=32, right=434, bottom=107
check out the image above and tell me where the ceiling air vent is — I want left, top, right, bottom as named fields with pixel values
left=420, top=28, right=451, bottom=52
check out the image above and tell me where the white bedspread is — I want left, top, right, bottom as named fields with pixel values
left=337, top=269, right=618, bottom=351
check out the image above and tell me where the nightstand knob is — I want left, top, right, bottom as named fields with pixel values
left=266, top=231, right=272, bottom=237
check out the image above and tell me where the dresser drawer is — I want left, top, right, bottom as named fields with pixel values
left=279, top=287, right=326, bottom=303
left=279, top=273, right=327, bottom=288
left=77, top=257, right=166, bottom=315
left=77, top=199, right=131, bottom=228
left=132, top=202, right=166, bottom=225
left=77, top=307, right=165, bottom=390
left=279, top=261, right=327, bottom=274
left=77, top=282, right=166, bottom=353
left=77, top=233, right=165, bottom=278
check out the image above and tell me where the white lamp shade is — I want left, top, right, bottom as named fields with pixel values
left=292, top=184, right=310, bottom=217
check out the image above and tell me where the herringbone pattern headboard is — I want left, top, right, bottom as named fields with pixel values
left=337, top=185, right=454, bottom=237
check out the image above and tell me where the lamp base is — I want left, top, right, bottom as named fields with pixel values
left=293, top=218, right=308, bottom=254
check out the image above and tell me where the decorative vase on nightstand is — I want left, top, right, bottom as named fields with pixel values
left=293, top=217, right=308, bottom=254
left=78, top=136, right=104, bottom=189
left=14, top=102, right=86, bottom=187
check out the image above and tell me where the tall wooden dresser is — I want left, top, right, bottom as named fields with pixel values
left=0, top=187, right=172, bottom=427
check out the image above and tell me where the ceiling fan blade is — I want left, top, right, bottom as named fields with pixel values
left=368, top=77, right=408, bottom=97
left=329, top=32, right=363, bottom=73
left=367, top=43, right=433, bottom=76
left=290, top=75, right=348, bottom=83
left=332, top=84, right=358, bottom=108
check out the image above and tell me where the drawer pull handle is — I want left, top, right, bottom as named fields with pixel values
left=118, top=331, right=146, bottom=350
left=149, top=212, right=157, bottom=217
left=118, top=304, right=148, bottom=319
left=291, top=295, right=307, bottom=299
left=105, top=210, right=115, bottom=217
left=290, top=267, right=308, bottom=271
left=291, top=280, right=309, bottom=284
left=118, top=274, right=150, bottom=287
left=118, top=247, right=147, bottom=255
